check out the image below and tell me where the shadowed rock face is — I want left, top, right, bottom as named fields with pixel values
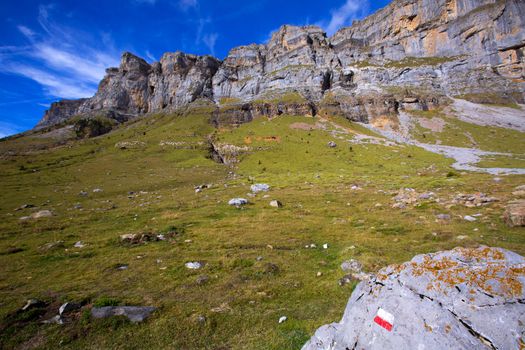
left=36, top=0, right=525, bottom=129
left=302, top=246, right=525, bottom=350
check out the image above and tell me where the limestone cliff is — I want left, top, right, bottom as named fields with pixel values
left=36, top=0, right=525, bottom=129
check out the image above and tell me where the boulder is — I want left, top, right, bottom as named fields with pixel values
left=91, top=306, right=156, bottom=323
left=30, top=210, right=53, bottom=219
left=269, top=200, right=283, bottom=208
left=504, top=199, right=525, bottom=227
left=250, top=183, right=270, bottom=193
left=228, top=198, right=248, bottom=206
left=303, top=246, right=525, bottom=350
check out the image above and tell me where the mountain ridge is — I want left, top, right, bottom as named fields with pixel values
left=37, top=0, right=525, bottom=131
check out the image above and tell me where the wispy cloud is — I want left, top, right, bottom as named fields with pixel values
left=202, top=33, right=218, bottom=56
left=319, top=0, right=370, bottom=36
left=0, top=4, right=119, bottom=100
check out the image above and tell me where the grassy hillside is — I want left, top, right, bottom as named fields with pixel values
left=0, top=111, right=524, bottom=349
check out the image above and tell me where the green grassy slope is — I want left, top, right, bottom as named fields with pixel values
left=0, top=112, right=524, bottom=349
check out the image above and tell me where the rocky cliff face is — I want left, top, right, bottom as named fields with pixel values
left=36, top=0, right=525, bottom=129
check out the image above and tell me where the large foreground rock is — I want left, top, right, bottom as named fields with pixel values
left=303, top=246, right=525, bottom=350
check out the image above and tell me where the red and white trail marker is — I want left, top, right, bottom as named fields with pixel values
left=374, top=308, right=394, bottom=332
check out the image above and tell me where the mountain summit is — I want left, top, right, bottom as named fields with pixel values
left=37, top=0, right=525, bottom=131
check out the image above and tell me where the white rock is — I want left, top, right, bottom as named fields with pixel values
left=74, top=241, right=85, bottom=248
left=185, top=262, right=202, bottom=270
left=278, top=316, right=287, bottom=324
left=228, top=198, right=248, bottom=206
left=464, top=215, right=477, bottom=222
left=323, top=244, right=329, bottom=249
left=251, top=183, right=270, bottom=193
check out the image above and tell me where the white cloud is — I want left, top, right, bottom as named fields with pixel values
left=1, top=5, right=120, bottom=100
left=17, top=25, right=35, bottom=39
left=320, top=0, right=370, bottom=36
left=202, top=33, right=218, bottom=56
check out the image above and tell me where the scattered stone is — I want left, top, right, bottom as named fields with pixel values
left=14, top=204, right=35, bottom=211
left=93, top=188, right=103, bottom=193
left=39, top=241, right=65, bottom=252
left=456, top=235, right=468, bottom=240
left=21, top=299, right=45, bottom=311
left=115, top=264, right=128, bottom=270
left=392, top=202, right=407, bottom=209
left=436, top=213, right=451, bottom=221
left=341, top=259, right=363, bottom=274
left=322, top=244, right=329, bottom=249
left=74, top=241, right=85, bottom=248
left=228, top=198, right=248, bottom=206
left=27, top=210, right=53, bottom=219
left=79, top=191, right=88, bottom=197
left=453, top=193, right=498, bottom=207
left=279, top=316, right=287, bottom=324
left=91, top=306, right=156, bottom=323
left=327, top=141, right=337, bottom=148
left=250, top=183, right=270, bottom=193
left=464, top=215, right=477, bottom=222
left=504, top=199, right=525, bottom=227
left=120, top=232, right=175, bottom=244
left=338, top=275, right=355, bottom=286
left=196, top=275, right=210, bottom=285
left=418, top=192, right=434, bottom=200
left=317, top=272, right=323, bottom=277
left=185, top=262, right=202, bottom=270
left=42, top=315, right=63, bottom=325
left=256, top=256, right=263, bottom=261
left=350, top=185, right=361, bottom=191
left=303, top=246, right=525, bottom=350
left=269, top=200, right=283, bottom=208
left=59, top=302, right=80, bottom=315
left=74, top=203, right=83, bottom=209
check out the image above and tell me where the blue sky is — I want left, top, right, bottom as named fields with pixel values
left=0, top=0, right=390, bottom=136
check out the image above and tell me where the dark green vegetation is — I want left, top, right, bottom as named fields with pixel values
left=0, top=110, right=524, bottom=349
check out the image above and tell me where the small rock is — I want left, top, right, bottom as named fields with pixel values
left=269, top=200, right=283, bottom=208
left=74, top=241, right=85, bottom=248
left=185, top=262, right=202, bottom=270
left=328, top=141, right=337, bottom=148
left=279, top=316, right=287, bottom=324
left=93, top=188, right=103, bottom=193
left=31, top=210, right=53, bottom=219
left=456, top=235, right=468, bottom=240
left=115, top=264, right=129, bottom=270
left=59, top=302, right=80, bottom=315
left=196, top=275, right=210, bottom=285
left=91, top=306, right=156, bottom=323
left=504, top=199, right=525, bottom=227
left=21, top=299, right=45, bottom=311
left=79, top=191, right=88, bottom=197
left=14, top=204, right=35, bottom=211
left=317, top=271, right=323, bottom=277
left=256, top=256, right=263, bottom=261
left=42, top=315, right=63, bottom=325
left=251, top=183, right=270, bottom=193
left=436, top=214, right=451, bottom=221
left=323, top=243, right=329, bottom=249
left=464, top=215, right=477, bottom=222
left=341, top=259, right=363, bottom=273
left=228, top=198, right=248, bottom=206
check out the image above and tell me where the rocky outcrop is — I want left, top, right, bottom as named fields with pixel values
left=37, top=0, right=525, bottom=129
left=303, top=246, right=525, bottom=350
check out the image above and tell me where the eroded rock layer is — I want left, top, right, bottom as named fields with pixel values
left=37, top=0, right=525, bottom=129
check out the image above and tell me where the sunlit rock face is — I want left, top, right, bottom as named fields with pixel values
left=37, top=0, right=525, bottom=128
